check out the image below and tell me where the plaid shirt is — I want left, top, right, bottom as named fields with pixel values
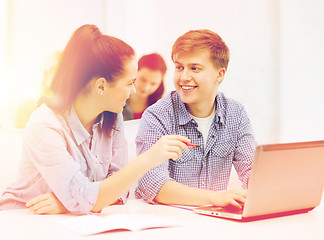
left=135, top=91, right=256, bottom=203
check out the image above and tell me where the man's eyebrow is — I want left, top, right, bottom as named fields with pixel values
left=189, top=63, right=204, bottom=67
left=174, top=61, right=203, bottom=65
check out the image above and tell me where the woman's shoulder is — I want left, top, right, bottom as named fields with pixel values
left=25, top=104, right=67, bottom=131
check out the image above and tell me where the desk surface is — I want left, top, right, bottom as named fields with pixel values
left=1, top=198, right=323, bottom=240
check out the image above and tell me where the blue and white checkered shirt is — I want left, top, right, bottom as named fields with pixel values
left=135, top=91, right=256, bottom=203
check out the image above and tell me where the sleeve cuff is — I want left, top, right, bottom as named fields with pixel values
left=69, top=176, right=101, bottom=214
left=135, top=174, right=172, bottom=204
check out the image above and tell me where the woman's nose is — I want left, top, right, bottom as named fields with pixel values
left=131, top=82, right=136, bottom=94
left=142, top=83, right=151, bottom=93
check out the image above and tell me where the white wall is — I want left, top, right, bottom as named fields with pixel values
left=1, top=0, right=323, bottom=144
left=105, top=0, right=324, bottom=144
left=104, top=0, right=277, bottom=144
left=279, top=0, right=324, bottom=142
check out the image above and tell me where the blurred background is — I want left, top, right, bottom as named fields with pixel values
left=0, top=0, right=323, bottom=145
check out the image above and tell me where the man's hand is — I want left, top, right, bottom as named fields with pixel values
left=209, top=188, right=247, bottom=209
left=26, top=192, right=68, bottom=214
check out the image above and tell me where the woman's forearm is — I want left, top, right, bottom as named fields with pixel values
left=91, top=154, right=151, bottom=212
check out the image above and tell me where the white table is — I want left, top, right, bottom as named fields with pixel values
left=1, top=198, right=323, bottom=240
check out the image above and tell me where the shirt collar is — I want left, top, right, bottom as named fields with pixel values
left=64, top=107, right=103, bottom=146
left=215, top=92, right=226, bottom=125
left=175, top=92, right=195, bottom=126
left=94, top=113, right=104, bottom=129
left=175, top=91, right=225, bottom=126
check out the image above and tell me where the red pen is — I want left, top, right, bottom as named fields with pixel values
left=158, top=138, right=201, bottom=148
left=184, top=142, right=201, bottom=148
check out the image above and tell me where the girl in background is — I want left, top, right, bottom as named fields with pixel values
left=123, top=53, right=166, bottom=120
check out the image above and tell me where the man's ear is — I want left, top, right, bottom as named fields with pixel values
left=95, top=77, right=106, bottom=95
left=217, top=68, right=226, bottom=84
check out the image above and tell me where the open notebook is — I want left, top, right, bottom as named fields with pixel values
left=58, top=213, right=178, bottom=236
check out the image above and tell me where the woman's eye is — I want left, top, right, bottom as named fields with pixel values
left=129, top=80, right=136, bottom=86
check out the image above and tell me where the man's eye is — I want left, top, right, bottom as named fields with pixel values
left=175, top=66, right=183, bottom=70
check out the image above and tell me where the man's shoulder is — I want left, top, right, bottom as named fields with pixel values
left=218, top=92, right=244, bottom=111
left=146, top=91, right=178, bottom=114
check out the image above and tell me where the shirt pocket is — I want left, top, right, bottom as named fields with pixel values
left=98, top=153, right=110, bottom=164
left=176, top=150, right=194, bottom=164
left=212, top=141, right=236, bottom=158
left=169, top=150, right=196, bottom=179
left=97, top=153, right=110, bottom=177
left=95, top=153, right=109, bottom=169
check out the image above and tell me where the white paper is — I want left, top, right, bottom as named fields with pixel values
left=58, top=213, right=179, bottom=236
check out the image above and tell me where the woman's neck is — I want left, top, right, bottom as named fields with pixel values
left=73, top=95, right=100, bottom=134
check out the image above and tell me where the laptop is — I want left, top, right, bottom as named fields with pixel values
left=194, top=140, right=324, bottom=221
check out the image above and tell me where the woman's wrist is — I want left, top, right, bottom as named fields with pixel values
left=133, top=152, right=153, bottom=173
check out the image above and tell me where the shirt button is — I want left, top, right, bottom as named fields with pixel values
left=211, top=135, right=215, bottom=138
left=198, top=134, right=202, bottom=138
left=72, top=190, right=77, bottom=196
left=201, top=181, right=205, bottom=185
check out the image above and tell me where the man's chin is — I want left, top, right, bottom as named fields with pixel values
left=178, top=91, right=192, bottom=101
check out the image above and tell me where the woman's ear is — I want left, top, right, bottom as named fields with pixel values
left=95, top=77, right=106, bottom=95
left=217, top=68, right=226, bottom=84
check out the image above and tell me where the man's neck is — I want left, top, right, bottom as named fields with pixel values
left=186, top=101, right=215, bottom=118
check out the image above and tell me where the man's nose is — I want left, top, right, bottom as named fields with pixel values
left=180, top=68, right=192, bottom=81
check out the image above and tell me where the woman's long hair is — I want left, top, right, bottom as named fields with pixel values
left=44, top=24, right=134, bottom=135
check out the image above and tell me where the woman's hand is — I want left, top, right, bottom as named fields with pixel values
left=26, top=192, right=68, bottom=214
left=140, top=135, right=190, bottom=169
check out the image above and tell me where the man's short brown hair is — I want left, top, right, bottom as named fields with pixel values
left=171, top=29, right=230, bottom=70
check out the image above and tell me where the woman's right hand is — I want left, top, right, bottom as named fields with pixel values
left=140, top=135, right=191, bottom=169
left=26, top=192, right=68, bottom=214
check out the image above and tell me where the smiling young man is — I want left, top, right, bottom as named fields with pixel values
left=135, top=30, right=256, bottom=209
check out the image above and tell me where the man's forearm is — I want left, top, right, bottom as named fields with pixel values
left=155, top=180, right=247, bottom=209
left=154, top=180, right=213, bottom=206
